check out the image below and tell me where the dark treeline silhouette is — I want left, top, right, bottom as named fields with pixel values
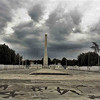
left=34, top=57, right=78, bottom=67
left=23, top=60, right=30, bottom=65
left=0, top=44, right=99, bottom=66
left=78, top=52, right=99, bottom=66
left=34, top=52, right=100, bottom=67
left=34, top=58, right=51, bottom=65
left=0, top=44, right=22, bottom=65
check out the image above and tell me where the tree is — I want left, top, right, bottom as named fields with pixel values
left=77, top=52, right=98, bottom=66
left=61, top=57, right=67, bottom=66
left=67, top=59, right=78, bottom=66
left=0, top=44, right=22, bottom=65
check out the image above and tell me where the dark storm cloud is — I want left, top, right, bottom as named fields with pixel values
left=28, top=4, right=44, bottom=22
left=11, top=21, right=44, bottom=39
left=0, top=0, right=12, bottom=33
left=46, top=7, right=82, bottom=41
left=90, top=21, right=100, bottom=34
left=48, top=43, right=88, bottom=59
left=0, top=0, right=26, bottom=35
left=3, top=0, right=46, bottom=59
left=12, top=21, right=34, bottom=39
left=4, top=21, right=44, bottom=59
left=2, top=0, right=99, bottom=59
left=23, top=38, right=44, bottom=59
left=5, top=35, right=44, bottom=59
left=7, top=0, right=22, bottom=8
left=3, top=1, right=85, bottom=59
left=47, top=41, right=91, bottom=59
left=48, top=42, right=87, bottom=52
left=70, top=9, right=82, bottom=25
left=89, top=21, right=100, bottom=48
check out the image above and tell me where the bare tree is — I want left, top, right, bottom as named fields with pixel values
left=91, top=42, right=99, bottom=53
left=91, top=42, right=100, bottom=66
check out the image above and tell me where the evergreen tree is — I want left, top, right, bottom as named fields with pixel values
left=0, top=44, right=22, bottom=65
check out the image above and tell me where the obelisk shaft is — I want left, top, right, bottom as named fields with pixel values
left=43, top=34, right=48, bottom=67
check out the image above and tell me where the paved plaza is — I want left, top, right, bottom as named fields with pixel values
left=0, top=68, right=100, bottom=100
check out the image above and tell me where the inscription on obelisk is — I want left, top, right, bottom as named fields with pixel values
left=43, top=34, right=48, bottom=67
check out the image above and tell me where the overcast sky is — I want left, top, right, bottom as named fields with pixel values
left=0, top=0, right=100, bottom=60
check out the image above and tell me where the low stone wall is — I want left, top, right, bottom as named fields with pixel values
left=67, top=66, right=100, bottom=71
left=30, top=64, right=64, bottom=69
left=30, top=64, right=42, bottom=69
left=0, top=65, right=26, bottom=70
left=50, top=65, right=64, bottom=69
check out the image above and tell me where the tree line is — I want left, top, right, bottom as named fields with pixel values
left=0, top=44, right=99, bottom=66
left=34, top=52, right=100, bottom=67
left=0, top=44, right=22, bottom=65
left=78, top=52, right=99, bottom=66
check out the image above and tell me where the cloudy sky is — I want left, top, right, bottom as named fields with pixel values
left=0, top=0, right=100, bottom=59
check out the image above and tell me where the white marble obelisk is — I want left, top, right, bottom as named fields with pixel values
left=43, top=34, right=48, bottom=67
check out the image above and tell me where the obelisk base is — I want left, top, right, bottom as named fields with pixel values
left=43, top=65, right=49, bottom=68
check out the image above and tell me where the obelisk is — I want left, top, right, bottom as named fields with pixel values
left=43, top=34, right=48, bottom=67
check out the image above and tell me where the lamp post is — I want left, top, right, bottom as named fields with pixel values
left=88, top=53, right=90, bottom=71
left=19, top=54, right=20, bottom=66
left=98, top=52, right=100, bottom=71
left=66, top=59, right=67, bottom=69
